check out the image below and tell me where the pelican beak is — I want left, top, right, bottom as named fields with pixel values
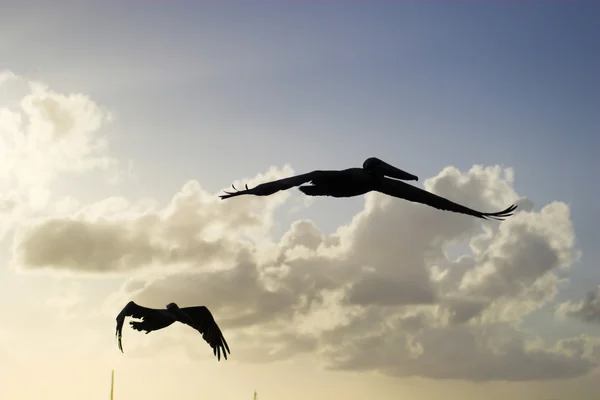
left=377, top=161, right=418, bottom=181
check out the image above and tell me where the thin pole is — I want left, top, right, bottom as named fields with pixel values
left=110, top=369, right=115, bottom=400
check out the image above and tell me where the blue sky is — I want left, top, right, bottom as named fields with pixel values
left=1, top=2, right=599, bottom=399
left=5, top=1, right=597, bottom=195
left=20, top=0, right=595, bottom=281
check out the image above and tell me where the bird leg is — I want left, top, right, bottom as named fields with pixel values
left=220, top=183, right=252, bottom=199
left=130, top=320, right=152, bottom=334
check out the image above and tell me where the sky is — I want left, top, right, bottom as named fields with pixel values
left=0, top=1, right=599, bottom=399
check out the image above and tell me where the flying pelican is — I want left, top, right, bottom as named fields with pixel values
left=115, top=301, right=230, bottom=361
left=220, top=157, right=517, bottom=220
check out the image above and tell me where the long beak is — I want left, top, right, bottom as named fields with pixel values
left=378, top=161, right=419, bottom=181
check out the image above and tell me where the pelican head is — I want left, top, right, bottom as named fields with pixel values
left=166, top=302, right=194, bottom=325
left=362, top=157, right=418, bottom=181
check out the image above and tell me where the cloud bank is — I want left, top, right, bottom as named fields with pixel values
left=9, top=158, right=599, bottom=381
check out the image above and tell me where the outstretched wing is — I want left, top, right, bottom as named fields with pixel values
left=115, top=301, right=174, bottom=353
left=376, top=178, right=517, bottom=220
left=179, top=306, right=231, bottom=361
left=220, top=171, right=324, bottom=199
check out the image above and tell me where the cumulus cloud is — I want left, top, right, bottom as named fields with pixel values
left=11, top=165, right=294, bottom=274
left=10, top=163, right=598, bottom=381
left=322, top=322, right=597, bottom=381
left=0, top=191, right=25, bottom=240
left=0, top=69, right=123, bottom=193
left=0, top=191, right=19, bottom=214
left=558, top=286, right=600, bottom=324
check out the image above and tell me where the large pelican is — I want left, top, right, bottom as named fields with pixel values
left=220, top=157, right=517, bottom=220
left=115, top=301, right=230, bottom=361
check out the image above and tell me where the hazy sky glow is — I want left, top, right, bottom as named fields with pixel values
left=1, top=2, right=599, bottom=399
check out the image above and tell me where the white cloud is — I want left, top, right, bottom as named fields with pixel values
left=0, top=190, right=24, bottom=240
left=322, top=321, right=597, bottom=381
left=9, top=163, right=599, bottom=381
left=0, top=69, right=125, bottom=194
left=0, top=191, right=19, bottom=214
left=0, top=70, right=17, bottom=86
left=11, top=166, right=294, bottom=274
left=558, top=286, right=600, bottom=324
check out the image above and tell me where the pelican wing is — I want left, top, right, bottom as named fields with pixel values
left=115, top=301, right=175, bottom=353
left=220, top=171, right=323, bottom=199
left=376, top=178, right=517, bottom=220
left=179, top=306, right=231, bottom=361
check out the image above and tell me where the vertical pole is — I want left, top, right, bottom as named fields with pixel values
left=110, top=369, right=115, bottom=400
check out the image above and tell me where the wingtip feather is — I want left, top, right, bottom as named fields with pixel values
left=481, top=204, right=518, bottom=221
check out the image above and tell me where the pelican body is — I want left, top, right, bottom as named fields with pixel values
left=115, top=301, right=230, bottom=361
left=220, top=157, right=517, bottom=221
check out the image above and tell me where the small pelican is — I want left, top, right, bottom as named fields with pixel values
left=220, top=157, right=517, bottom=220
left=115, top=301, right=230, bottom=361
